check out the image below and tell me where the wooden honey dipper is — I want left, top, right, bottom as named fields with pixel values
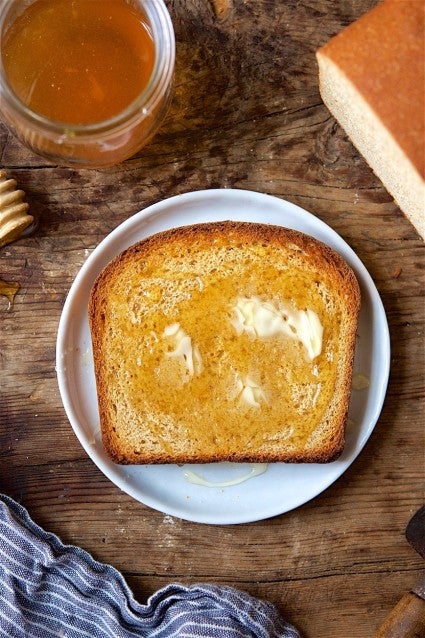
left=0, top=169, right=34, bottom=248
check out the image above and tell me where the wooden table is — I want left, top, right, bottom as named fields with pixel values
left=1, top=1, right=424, bottom=636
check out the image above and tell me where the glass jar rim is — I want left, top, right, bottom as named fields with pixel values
left=0, top=0, right=175, bottom=137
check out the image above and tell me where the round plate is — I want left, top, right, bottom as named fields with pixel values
left=56, top=189, right=390, bottom=525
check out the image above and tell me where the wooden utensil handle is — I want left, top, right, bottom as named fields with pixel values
left=374, top=592, right=425, bottom=637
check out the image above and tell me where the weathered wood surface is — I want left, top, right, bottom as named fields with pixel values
left=0, top=1, right=424, bottom=636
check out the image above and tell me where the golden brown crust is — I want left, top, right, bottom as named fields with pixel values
left=91, top=221, right=359, bottom=300
left=317, top=0, right=425, bottom=178
left=89, top=221, right=360, bottom=465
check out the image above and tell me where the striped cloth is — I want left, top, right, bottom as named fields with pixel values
left=0, top=494, right=300, bottom=638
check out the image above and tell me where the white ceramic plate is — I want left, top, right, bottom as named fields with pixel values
left=56, top=189, right=390, bottom=525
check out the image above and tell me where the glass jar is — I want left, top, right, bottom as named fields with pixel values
left=0, top=0, right=175, bottom=168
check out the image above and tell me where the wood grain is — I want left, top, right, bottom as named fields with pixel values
left=0, top=1, right=424, bottom=637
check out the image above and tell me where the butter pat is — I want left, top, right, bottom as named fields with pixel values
left=235, top=374, right=267, bottom=409
left=163, top=323, right=203, bottom=378
left=231, top=296, right=323, bottom=360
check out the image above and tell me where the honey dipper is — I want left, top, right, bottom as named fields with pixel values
left=0, top=169, right=34, bottom=248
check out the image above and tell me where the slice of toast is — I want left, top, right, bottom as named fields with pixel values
left=88, top=221, right=360, bottom=464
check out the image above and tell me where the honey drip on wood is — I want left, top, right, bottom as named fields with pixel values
left=0, top=278, right=20, bottom=309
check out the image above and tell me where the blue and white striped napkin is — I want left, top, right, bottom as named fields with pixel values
left=0, top=494, right=300, bottom=638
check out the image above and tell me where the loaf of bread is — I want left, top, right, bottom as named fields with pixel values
left=316, top=0, right=425, bottom=239
left=89, top=221, right=360, bottom=465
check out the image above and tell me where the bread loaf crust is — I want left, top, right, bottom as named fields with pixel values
left=318, top=0, right=424, bottom=177
left=89, top=221, right=360, bottom=465
left=316, top=0, right=425, bottom=237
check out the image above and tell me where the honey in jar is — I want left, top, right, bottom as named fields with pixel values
left=0, top=0, right=175, bottom=166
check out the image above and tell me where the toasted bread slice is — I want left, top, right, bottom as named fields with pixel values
left=88, top=221, right=360, bottom=464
